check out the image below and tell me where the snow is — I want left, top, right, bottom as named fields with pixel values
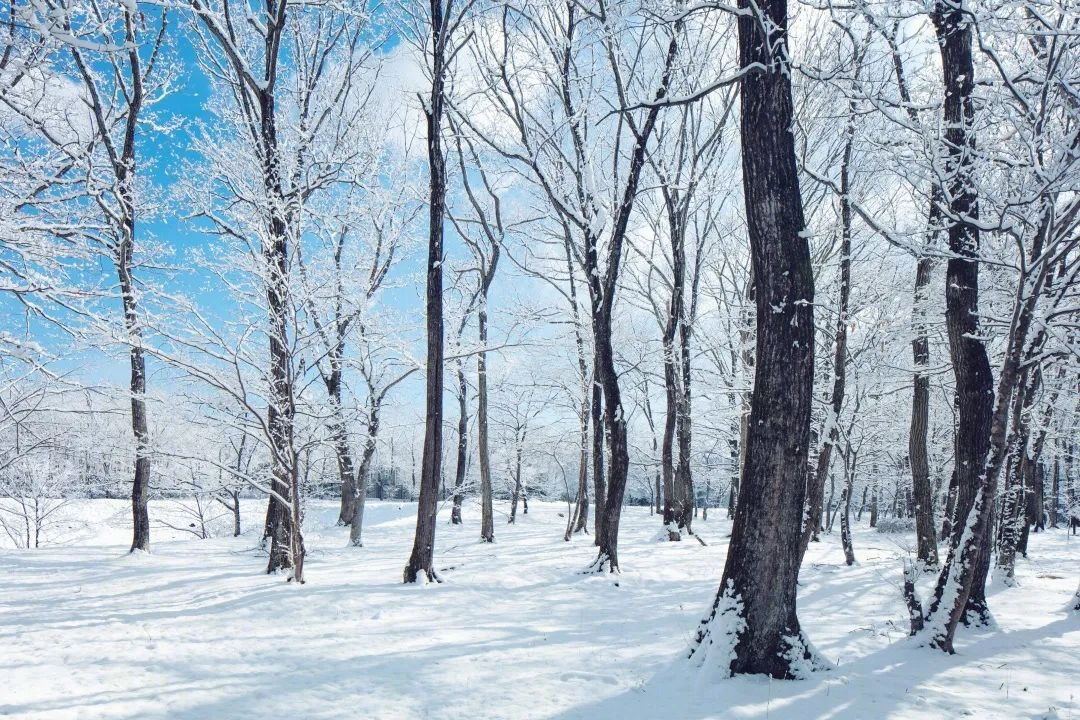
left=2, top=500, right=1078, bottom=719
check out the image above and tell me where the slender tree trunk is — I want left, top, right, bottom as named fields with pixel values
left=404, top=0, right=448, bottom=583
left=661, top=207, right=688, bottom=540
left=1051, top=455, right=1059, bottom=528
left=120, top=250, right=151, bottom=554
left=800, top=90, right=854, bottom=563
left=677, top=311, right=695, bottom=535
left=940, top=468, right=958, bottom=540
left=351, top=399, right=380, bottom=547
left=566, top=401, right=590, bottom=540
left=509, top=442, right=523, bottom=524
left=452, top=359, right=468, bottom=525
left=591, top=371, right=605, bottom=545
left=232, top=490, right=241, bottom=537
left=692, top=0, right=816, bottom=677
left=910, top=253, right=939, bottom=569
left=478, top=303, right=495, bottom=543
left=841, top=448, right=855, bottom=565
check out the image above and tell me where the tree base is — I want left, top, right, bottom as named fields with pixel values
left=582, top=551, right=619, bottom=575
left=403, top=565, right=441, bottom=584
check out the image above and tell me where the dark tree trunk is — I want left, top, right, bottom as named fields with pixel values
left=565, top=235, right=590, bottom=540
left=350, top=399, right=380, bottom=547
left=922, top=0, right=995, bottom=650
left=327, top=381, right=355, bottom=527
left=591, top=372, right=605, bottom=545
left=404, top=0, right=449, bottom=583
left=910, top=254, right=939, bottom=569
left=261, top=95, right=302, bottom=581
left=509, top=442, right=523, bottom=524
left=890, top=12, right=940, bottom=570
left=940, top=468, right=958, bottom=540
left=478, top=304, right=495, bottom=543
left=451, top=359, right=468, bottom=525
left=1051, top=455, right=1059, bottom=528
left=231, top=490, right=241, bottom=537
left=691, top=0, right=816, bottom=678
left=800, top=96, right=854, bottom=561
left=99, top=27, right=152, bottom=555
left=840, top=486, right=855, bottom=566
left=677, top=308, right=695, bottom=535
left=121, top=252, right=151, bottom=554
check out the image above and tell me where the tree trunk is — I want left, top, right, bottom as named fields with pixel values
left=922, top=0, right=995, bottom=649
left=452, top=359, right=468, bottom=525
left=120, top=250, right=151, bottom=554
left=1051, top=455, right=1059, bottom=528
left=478, top=303, right=495, bottom=543
left=591, top=371, right=605, bottom=545
left=799, top=88, right=854, bottom=563
left=509, top=442, right=523, bottom=524
left=691, top=0, right=816, bottom=677
left=940, top=468, right=958, bottom=540
left=351, top=400, right=380, bottom=547
left=232, top=491, right=241, bottom=537
left=263, top=169, right=300, bottom=579
left=841, top=451, right=855, bottom=565
left=404, top=0, right=448, bottom=583
left=564, top=234, right=590, bottom=540
left=677, top=309, right=695, bottom=535
left=910, top=254, right=939, bottom=569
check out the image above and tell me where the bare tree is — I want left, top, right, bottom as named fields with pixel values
left=691, top=0, right=819, bottom=678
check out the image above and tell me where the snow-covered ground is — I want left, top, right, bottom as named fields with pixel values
left=1, top=499, right=1077, bottom=719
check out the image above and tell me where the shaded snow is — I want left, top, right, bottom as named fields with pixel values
left=1, top=500, right=1077, bottom=719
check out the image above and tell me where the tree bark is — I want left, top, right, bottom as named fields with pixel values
left=910, top=253, right=939, bottom=569
left=591, top=370, right=605, bottom=545
left=509, top=441, right=523, bottom=524
left=451, top=358, right=468, bottom=525
left=351, top=398, right=380, bottom=547
left=587, top=25, right=681, bottom=574
left=478, top=302, right=495, bottom=543
left=922, top=0, right=995, bottom=649
left=799, top=85, right=854, bottom=563
left=691, top=0, right=816, bottom=678
left=404, top=0, right=449, bottom=583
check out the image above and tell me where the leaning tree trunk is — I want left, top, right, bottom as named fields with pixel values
left=691, top=0, right=817, bottom=678
left=404, top=0, right=448, bottom=583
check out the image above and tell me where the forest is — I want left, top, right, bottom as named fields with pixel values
left=1, top=0, right=1079, bottom=717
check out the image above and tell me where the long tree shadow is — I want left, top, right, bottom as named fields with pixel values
left=542, top=615, right=1079, bottom=720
